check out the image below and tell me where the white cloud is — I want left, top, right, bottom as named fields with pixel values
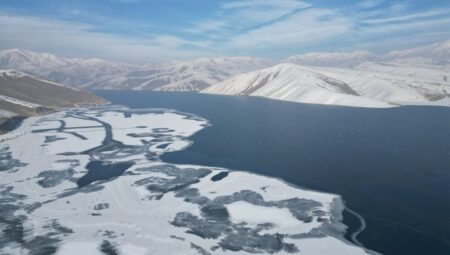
left=0, top=13, right=203, bottom=62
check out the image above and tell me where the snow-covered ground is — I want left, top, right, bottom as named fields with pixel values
left=0, top=94, right=41, bottom=108
left=0, top=106, right=377, bottom=255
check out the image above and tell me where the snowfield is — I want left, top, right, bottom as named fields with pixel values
left=0, top=106, right=377, bottom=255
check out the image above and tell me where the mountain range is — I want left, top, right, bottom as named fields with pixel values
left=1, top=40, right=449, bottom=107
left=85, top=57, right=273, bottom=91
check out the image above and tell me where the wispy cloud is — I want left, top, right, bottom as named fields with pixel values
left=364, top=9, right=450, bottom=24
left=186, top=0, right=311, bottom=35
left=227, top=8, right=352, bottom=49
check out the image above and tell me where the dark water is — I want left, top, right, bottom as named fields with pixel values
left=77, top=160, right=134, bottom=188
left=210, top=171, right=229, bottom=182
left=95, top=90, right=450, bottom=255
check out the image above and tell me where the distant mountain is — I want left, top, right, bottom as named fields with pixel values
left=0, top=49, right=134, bottom=87
left=386, top=40, right=450, bottom=60
left=203, top=63, right=391, bottom=107
left=283, top=51, right=378, bottom=68
left=1, top=39, right=450, bottom=105
left=0, top=70, right=107, bottom=119
left=0, top=49, right=273, bottom=91
left=86, top=57, right=273, bottom=91
left=355, top=57, right=450, bottom=85
left=283, top=40, right=450, bottom=68
left=202, top=61, right=450, bottom=107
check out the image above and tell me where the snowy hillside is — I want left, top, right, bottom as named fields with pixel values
left=387, top=40, right=450, bottom=60
left=203, top=40, right=450, bottom=107
left=284, top=51, right=378, bottom=68
left=86, top=57, right=273, bottom=91
left=203, top=61, right=450, bottom=108
left=203, top=63, right=392, bottom=108
left=356, top=57, right=450, bottom=85
left=0, top=49, right=134, bottom=87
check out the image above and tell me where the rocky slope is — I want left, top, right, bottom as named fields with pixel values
left=0, top=70, right=107, bottom=133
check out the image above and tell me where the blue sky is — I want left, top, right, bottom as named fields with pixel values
left=0, top=0, right=449, bottom=62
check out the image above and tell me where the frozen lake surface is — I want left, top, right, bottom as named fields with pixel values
left=0, top=106, right=374, bottom=254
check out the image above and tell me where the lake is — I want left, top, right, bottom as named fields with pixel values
left=96, top=90, right=450, bottom=255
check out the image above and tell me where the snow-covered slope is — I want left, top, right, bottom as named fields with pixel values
left=387, top=40, right=450, bottom=60
left=316, top=66, right=448, bottom=104
left=203, top=63, right=392, bottom=108
left=356, top=57, right=450, bottom=85
left=284, top=51, right=378, bottom=68
left=0, top=49, right=134, bottom=87
left=283, top=40, right=450, bottom=68
left=203, top=60, right=450, bottom=107
left=86, top=57, right=273, bottom=91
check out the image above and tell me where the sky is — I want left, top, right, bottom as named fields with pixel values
left=0, top=0, right=449, bottom=63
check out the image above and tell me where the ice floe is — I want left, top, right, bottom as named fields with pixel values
left=0, top=106, right=378, bottom=254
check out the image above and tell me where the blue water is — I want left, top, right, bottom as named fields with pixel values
left=96, top=90, right=450, bottom=255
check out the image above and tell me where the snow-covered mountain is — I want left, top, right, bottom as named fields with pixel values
left=86, top=57, right=273, bottom=91
left=356, top=57, right=450, bottom=84
left=203, top=63, right=392, bottom=107
left=284, top=51, right=378, bottom=68
left=0, top=49, right=273, bottom=91
left=202, top=60, right=450, bottom=108
left=386, top=40, right=450, bottom=60
left=0, top=49, right=134, bottom=87
left=203, top=40, right=450, bottom=107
